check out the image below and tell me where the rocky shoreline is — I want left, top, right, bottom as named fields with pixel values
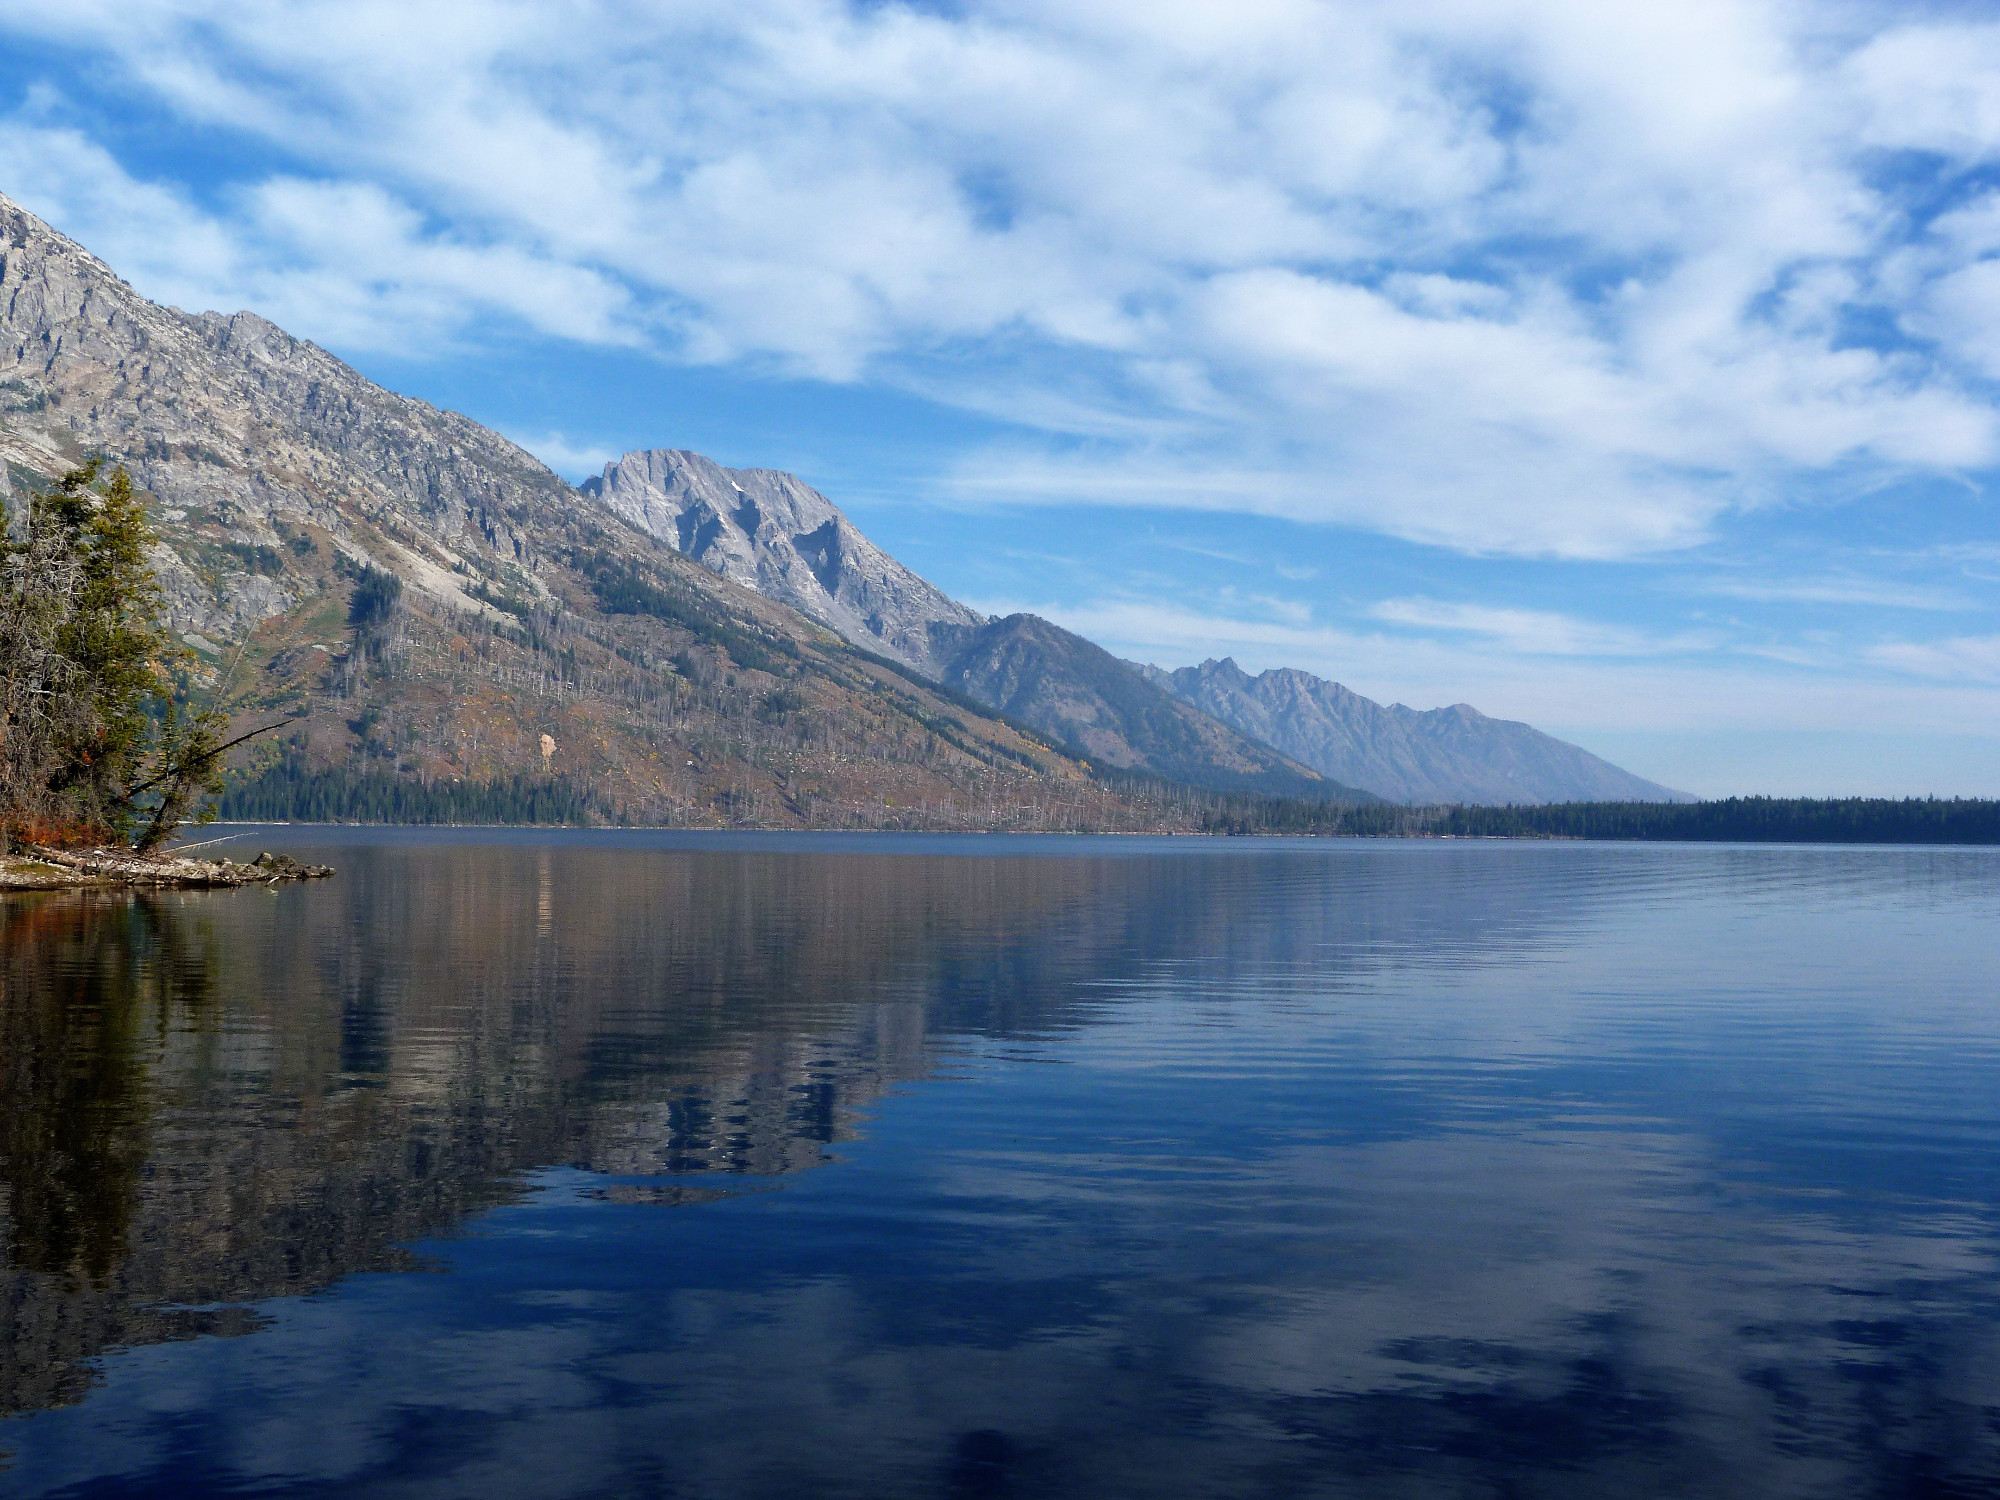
left=0, top=845, right=335, bottom=890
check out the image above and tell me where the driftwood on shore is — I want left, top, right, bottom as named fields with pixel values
left=0, top=845, right=335, bottom=890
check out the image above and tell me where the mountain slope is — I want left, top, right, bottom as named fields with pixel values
left=938, top=617, right=1377, bottom=801
left=0, top=189, right=1174, bottom=831
left=580, top=449, right=984, bottom=678
left=0, top=187, right=1677, bottom=822
left=0, top=215, right=569, bottom=646
left=1143, top=658, right=1688, bottom=804
left=577, top=447, right=1375, bottom=801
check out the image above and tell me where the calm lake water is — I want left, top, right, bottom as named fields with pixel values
left=3, top=830, right=2000, bottom=1498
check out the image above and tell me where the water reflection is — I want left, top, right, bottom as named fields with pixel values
left=2, top=835, right=1999, bottom=1496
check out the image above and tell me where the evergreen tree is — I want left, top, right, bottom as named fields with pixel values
left=0, top=460, right=228, bottom=848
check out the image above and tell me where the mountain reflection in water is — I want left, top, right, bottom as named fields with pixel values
left=3, top=831, right=2000, bottom=1498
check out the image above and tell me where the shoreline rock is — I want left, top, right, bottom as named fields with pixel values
left=1, top=845, right=335, bottom=890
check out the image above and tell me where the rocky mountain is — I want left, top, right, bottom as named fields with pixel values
left=581, top=448, right=984, bottom=678
left=0, top=213, right=571, bottom=648
left=0, top=189, right=1173, bottom=831
left=576, top=452, right=1382, bottom=803
left=937, top=616, right=1374, bottom=800
left=1141, top=658, right=1689, bottom=805
left=0, top=186, right=1679, bottom=822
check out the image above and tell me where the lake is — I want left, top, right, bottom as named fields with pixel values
left=3, top=830, right=1999, bottom=1498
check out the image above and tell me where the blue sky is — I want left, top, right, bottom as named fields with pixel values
left=2, top=0, right=1998, bottom=795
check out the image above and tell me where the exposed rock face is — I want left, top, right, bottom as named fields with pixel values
left=0, top=191, right=1151, bottom=830
left=937, top=615, right=1376, bottom=801
left=1142, top=658, right=1689, bottom=805
left=0, top=190, right=563, bottom=640
left=568, top=454, right=1376, bottom=800
left=582, top=449, right=985, bottom=677
left=0, top=187, right=1684, bottom=818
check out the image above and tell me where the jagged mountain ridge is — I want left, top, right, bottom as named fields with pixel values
left=1141, top=658, right=1689, bottom=805
left=578, top=453, right=1375, bottom=801
left=581, top=448, right=984, bottom=678
left=576, top=443, right=1676, bottom=810
left=0, top=186, right=1681, bottom=817
left=0, top=197, right=577, bottom=645
left=0, top=189, right=1165, bottom=830
left=937, top=616, right=1375, bottom=800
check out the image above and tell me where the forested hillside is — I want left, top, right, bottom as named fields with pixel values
left=1190, top=795, right=2000, bottom=844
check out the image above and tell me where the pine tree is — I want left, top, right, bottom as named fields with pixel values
left=0, top=460, right=228, bottom=848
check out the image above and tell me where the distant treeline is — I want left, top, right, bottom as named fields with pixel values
left=1194, top=795, right=2000, bottom=844
left=218, top=755, right=615, bottom=826
left=214, top=756, right=2000, bottom=844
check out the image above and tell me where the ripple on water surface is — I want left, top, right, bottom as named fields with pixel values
left=1, top=832, right=1998, bottom=1497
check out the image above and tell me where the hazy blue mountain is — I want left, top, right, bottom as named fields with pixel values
left=938, top=617, right=1378, bottom=801
left=1140, top=658, right=1689, bottom=805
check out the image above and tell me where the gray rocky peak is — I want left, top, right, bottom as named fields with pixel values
left=0, top=190, right=568, bottom=642
left=1143, top=656, right=1689, bottom=805
left=581, top=448, right=984, bottom=678
left=935, top=615, right=1369, bottom=800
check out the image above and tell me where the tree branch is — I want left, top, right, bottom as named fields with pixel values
left=124, top=717, right=300, bottom=798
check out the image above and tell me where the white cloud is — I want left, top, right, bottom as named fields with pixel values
left=506, top=429, right=620, bottom=481
left=0, top=119, right=635, bottom=354
left=0, top=0, right=1998, bottom=561
left=1367, top=598, right=1713, bottom=656
left=1846, top=22, right=2000, bottom=160
left=1870, top=635, right=2000, bottom=683
left=0, top=115, right=242, bottom=310
left=1912, top=256, right=2000, bottom=383
left=1688, top=576, right=1972, bottom=610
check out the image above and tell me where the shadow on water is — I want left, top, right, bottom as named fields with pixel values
left=1, top=835, right=1998, bottom=1497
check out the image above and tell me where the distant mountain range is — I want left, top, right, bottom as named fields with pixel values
left=579, top=448, right=1357, bottom=799
left=581, top=447, right=1683, bottom=805
left=935, top=615, right=1372, bottom=800
left=1138, top=659, right=1689, bottom=804
left=0, top=191, right=1118, bottom=830
left=0, top=186, right=1684, bottom=816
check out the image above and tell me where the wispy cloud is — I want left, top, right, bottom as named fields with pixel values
left=0, top=120, right=638, bottom=354
left=1685, top=576, right=1973, bottom=610
left=2, top=2, right=1999, bottom=559
left=1870, top=635, right=2000, bottom=683
left=504, top=430, right=620, bottom=482
left=1368, top=598, right=1715, bottom=657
